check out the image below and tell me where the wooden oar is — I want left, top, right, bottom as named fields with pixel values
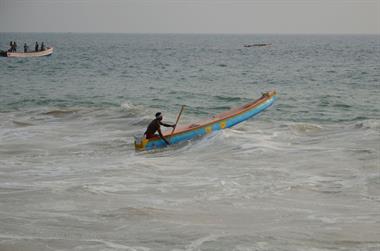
left=170, top=105, right=185, bottom=142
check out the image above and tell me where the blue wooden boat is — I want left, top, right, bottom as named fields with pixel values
left=135, top=91, right=276, bottom=150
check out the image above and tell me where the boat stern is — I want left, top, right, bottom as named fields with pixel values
left=134, top=135, right=149, bottom=151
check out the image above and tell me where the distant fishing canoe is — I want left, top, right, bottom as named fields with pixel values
left=3, top=47, right=53, bottom=58
left=244, top=43, right=272, bottom=48
left=135, top=90, right=277, bottom=151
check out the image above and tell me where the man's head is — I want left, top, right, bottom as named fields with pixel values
left=155, top=112, right=163, bottom=121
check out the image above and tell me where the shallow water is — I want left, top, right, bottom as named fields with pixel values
left=0, top=33, right=379, bottom=250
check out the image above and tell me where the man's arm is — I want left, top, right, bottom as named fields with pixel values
left=157, top=127, right=170, bottom=145
left=160, top=121, right=175, bottom=128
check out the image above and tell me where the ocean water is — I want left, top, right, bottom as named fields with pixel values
left=0, top=33, right=379, bottom=251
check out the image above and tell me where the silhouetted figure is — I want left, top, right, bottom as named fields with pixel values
left=144, top=112, right=175, bottom=145
left=24, top=43, right=29, bottom=53
left=9, top=41, right=16, bottom=52
left=35, top=42, right=39, bottom=52
left=9, top=41, right=13, bottom=52
left=40, top=42, right=45, bottom=51
left=13, top=41, right=17, bottom=52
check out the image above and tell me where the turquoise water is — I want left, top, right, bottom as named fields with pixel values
left=0, top=33, right=379, bottom=250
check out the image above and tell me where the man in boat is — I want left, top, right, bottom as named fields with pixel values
left=13, top=41, right=17, bottom=52
left=35, top=42, right=39, bottom=52
left=9, top=41, right=16, bottom=52
left=24, top=43, right=28, bottom=53
left=144, top=112, right=175, bottom=145
left=41, top=42, right=45, bottom=51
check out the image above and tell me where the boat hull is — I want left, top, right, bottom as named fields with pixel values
left=6, top=47, right=53, bottom=58
left=135, top=91, right=276, bottom=151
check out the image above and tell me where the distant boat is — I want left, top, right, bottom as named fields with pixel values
left=244, top=43, right=272, bottom=48
left=1, top=47, right=53, bottom=58
left=135, top=91, right=277, bottom=151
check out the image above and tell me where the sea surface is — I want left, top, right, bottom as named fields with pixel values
left=0, top=33, right=379, bottom=251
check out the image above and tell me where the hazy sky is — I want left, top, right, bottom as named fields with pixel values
left=0, top=0, right=379, bottom=34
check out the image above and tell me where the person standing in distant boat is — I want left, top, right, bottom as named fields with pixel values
left=9, top=41, right=13, bottom=52
left=10, top=41, right=15, bottom=52
left=13, top=41, right=17, bottom=52
left=144, top=112, right=175, bottom=145
left=35, top=42, right=39, bottom=52
left=40, top=42, right=45, bottom=51
left=24, top=43, right=28, bottom=53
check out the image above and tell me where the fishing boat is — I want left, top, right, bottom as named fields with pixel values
left=1, top=47, right=53, bottom=58
left=135, top=90, right=277, bottom=151
left=244, top=43, right=272, bottom=48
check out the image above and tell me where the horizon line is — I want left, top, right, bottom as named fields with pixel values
left=0, top=31, right=379, bottom=36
